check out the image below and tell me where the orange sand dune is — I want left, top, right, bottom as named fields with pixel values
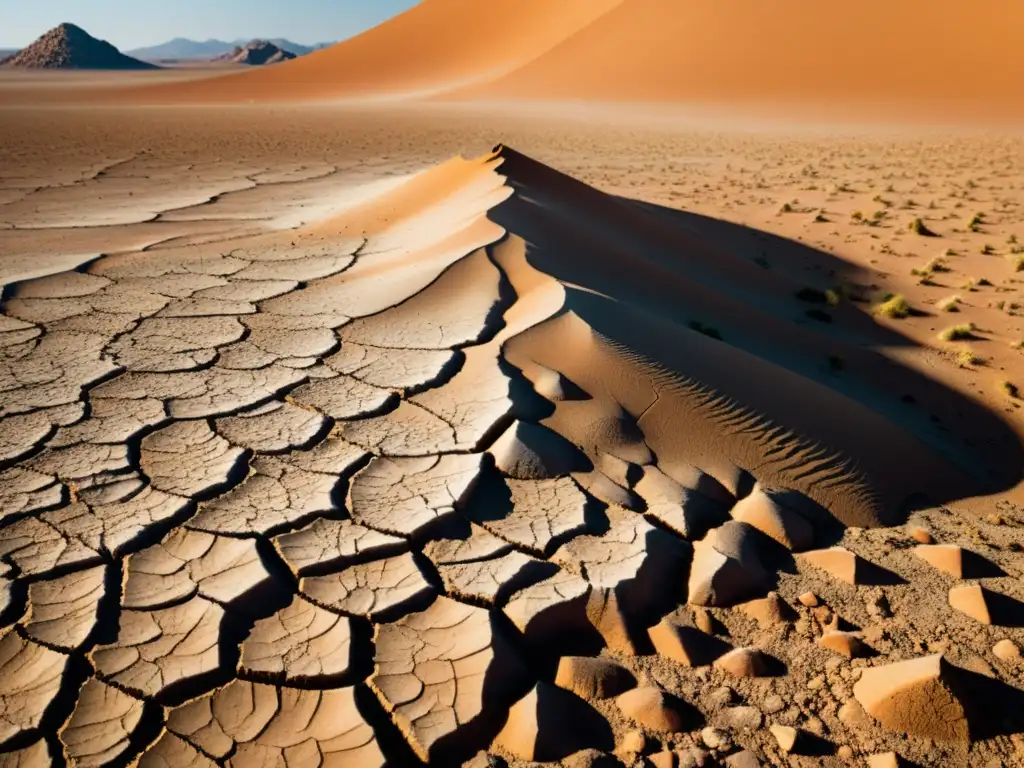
left=102, top=0, right=1024, bottom=122
left=126, top=0, right=621, bottom=103
left=453, top=0, right=1024, bottom=120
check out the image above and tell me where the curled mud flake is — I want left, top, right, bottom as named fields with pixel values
left=167, top=680, right=383, bottom=767
left=411, top=344, right=513, bottom=451
left=553, top=508, right=691, bottom=618
left=59, top=678, right=144, bottom=768
left=215, top=401, right=327, bottom=453
left=240, top=595, right=353, bottom=684
left=0, top=738, right=52, bottom=766
left=288, top=374, right=394, bottom=420
left=189, top=456, right=338, bottom=536
left=137, top=732, right=217, bottom=768
left=371, top=595, right=528, bottom=762
left=300, top=551, right=433, bottom=620
left=327, top=342, right=455, bottom=391
left=0, top=468, right=63, bottom=526
left=0, top=514, right=101, bottom=577
left=141, top=420, right=246, bottom=498
left=91, top=597, right=224, bottom=699
left=342, top=400, right=458, bottom=456
left=123, top=528, right=272, bottom=610
left=0, top=630, right=68, bottom=744
left=274, top=518, right=406, bottom=577
left=75, top=486, right=191, bottom=557
left=339, top=248, right=501, bottom=350
left=349, top=454, right=482, bottom=537
left=47, top=397, right=167, bottom=448
left=0, top=411, right=53, bottom=463
left=480, top=477, right=589, bottom=557
left=23, top=564, right=106, bottom=650
left=28, top=443, right=130, bottom=484
left=109, top=316, right=246, bottom=372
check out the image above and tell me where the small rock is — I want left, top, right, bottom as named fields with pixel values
left=837, top=745, right=854, bottom=759
left=909, top=527, right=934, bottom=544
left=648, top=751, right=676, bottom=768
left=949, top=584, right=993, bottom=624
left=797, top=591, right=819, bottom=607
left=837, top=699, right=871, bottom=729
left=692, top=607, right=715, bottom=634
left=867, top=753, right=902, bottom=768
left=719, top=705, right=762, bottom=731
left=616, top=686, right=689, bottom=733
left=853, top=654, right=969, bottom=742
left=994, top=639, right=1020, bottom=663
left=555, top=656, right=637, bottom=700
left=819, top=630, right=868, bottom=659
left=676, top=747, right=712, bottom=768
left=739, top=591, right=795, bottom=626
left=714, top=647, right=770, bottom=678
left=700, top=726, right=730, bottom=750
left=649, top=615, right=728, bottom=667
left=769, top=724, right=798, bottom=753
left=705, top=685, right=734, bottom=709
left=914, top=544, right=969, bottom=578
left=724, top=750, right=762, bottom=768
left=615, top=729, right=647, bottom=757
left=761, top=694, right=785, bottom=714
left=800, top=547, right=862, bottom=584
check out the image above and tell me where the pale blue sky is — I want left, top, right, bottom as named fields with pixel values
left=1, top=0, right=419, bottom=48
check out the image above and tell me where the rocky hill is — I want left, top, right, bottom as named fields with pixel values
left=1, top=23, right=157, bottom=69
left=215, top=40, right=297, bottom=66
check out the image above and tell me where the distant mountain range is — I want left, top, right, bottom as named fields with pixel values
left=126, top=37, right=333, bottom=61
left=1, top=23, right=157, bottom=70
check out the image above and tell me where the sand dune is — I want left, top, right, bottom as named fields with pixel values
left=1, top=139, right=1022, bottom=766
left=126, top=0, right=620, bottom=103
left=52, top=0, right=1019, bottom=122
left=449, top=0, right=1024, bottom=119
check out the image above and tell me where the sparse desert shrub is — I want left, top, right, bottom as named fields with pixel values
left=909, top=218, right=937, bottom=236
left=1011, top=254, right=1024, bottom=272
left=957, top=349, right=983, bottom=368
left=999, top=380, right=1021, bottom=399
left=780, top=202, right=794, bottom=213
left=874, top=294, right=911, bottom=319
left=938, top=323, right=976, bottom=341
left=938, top=295, right=961, bottom=312
left=825, top=288, right=842, bottom=308
left=981, top=244, right=995, bottom=255
left=968, top=212, right=985, bottom=231
left=978, top=278, right=993, bottom=286
left=851, top=211, right=864, bottom=222
left=944, top=248, right=957, bottom=257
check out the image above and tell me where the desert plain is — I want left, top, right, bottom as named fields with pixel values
left=1, top=2, right=1024, bottom=767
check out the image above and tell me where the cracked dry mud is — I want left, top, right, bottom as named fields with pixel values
left=0, top=144, right=1023, bottom=768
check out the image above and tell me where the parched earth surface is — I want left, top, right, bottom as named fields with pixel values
left=0, top=142, right=1023, bottom=768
